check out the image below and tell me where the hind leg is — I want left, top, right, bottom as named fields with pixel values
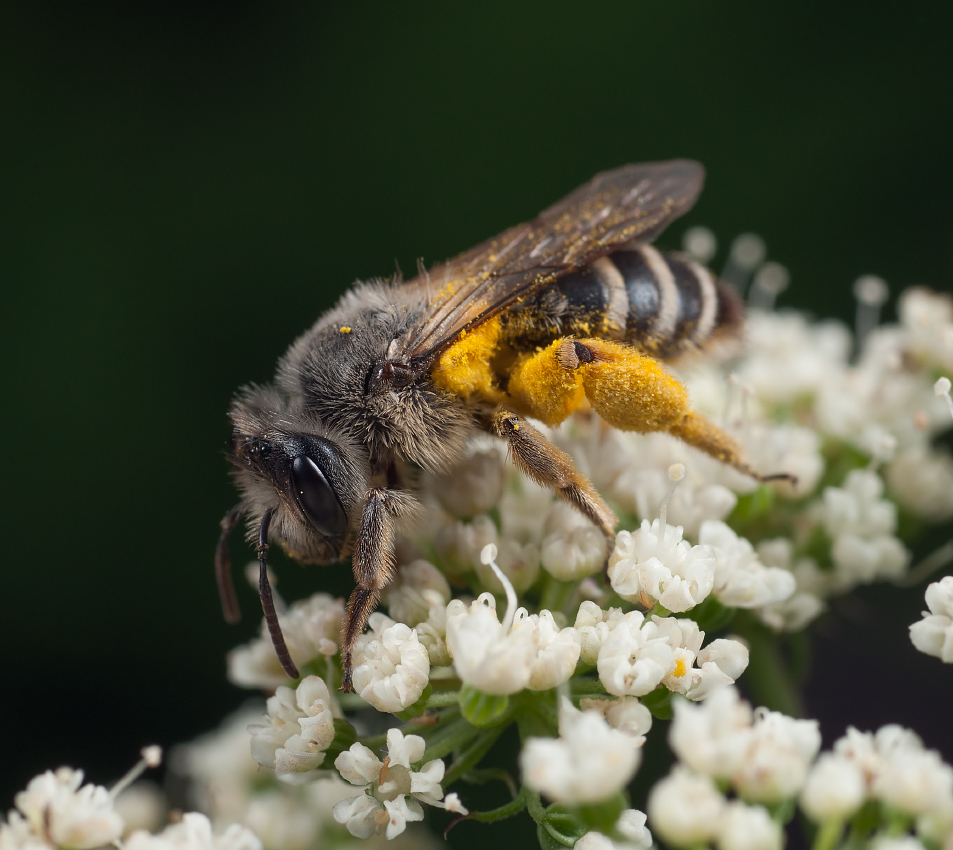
left=507, top=337, right=782, bottom=482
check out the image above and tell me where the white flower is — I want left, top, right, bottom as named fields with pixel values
left=521, top=699, right=641, bottom=804
left=578, top=697, right=652, bottom=744
left=445, top=596, right=535, bottom=694
left=698, top=521, right=795, bottom=608
left=383, top=559, right=450, bottom=627
left=818, top=470, right=911, bottom=584
left=799, top=753, right=867, bottom=821
left=886, top=444, right=953, bottom=523
left=332, top=729, right=460, bottom=840
left=910, top=576, right=953, bottom=662
left=737, top=310, right=852, bottom=407
left=124, top=813, right=261, bottom=850
left=686, top=639, right=750, bottom=701
left=11, top=768, right=123, bottom=850
left=669, top=687, right=820, bottom=802
left=669, top=687, right=755, bottom=780
left=227, top=593, right=344, bottom=690
left=351, top=615, right=431, bottom=712
left=733, top=707, right=822, bottom=803
left=249, top=676, right=336, bottom=783
left=510, top=608, right=581, bottom=691
left=608, top=521, right=716, bottom=613
left=898, top=287, right=953, bottom=371
left=540, top=503, right=607, bottom=581
left=597, top=612, right=675, bottom=696
left=715, top=801, right=782, bottom=850
left=169, top=707, right=267, bottom=829
left=648, top=766, right=726, bottom=848
left=575, top=809, right=652, bottom=850
left=873, top=745, right=953, bottom=817
left=415, top=602, right=451, bottom=668
left=574, top=601, right=627, bottom=666
left=755, top=539, right=825, bottom=631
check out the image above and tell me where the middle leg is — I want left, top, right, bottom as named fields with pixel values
left=490, top=408, right=617, bottom=545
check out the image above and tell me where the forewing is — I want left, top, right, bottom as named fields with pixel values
left=396, top=160, right=705, bottom=365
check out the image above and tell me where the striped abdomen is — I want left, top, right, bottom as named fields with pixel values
left=501, top=245, right=743, bottom=360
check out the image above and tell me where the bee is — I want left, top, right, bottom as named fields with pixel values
left=216, top=160, right=789, bottom=691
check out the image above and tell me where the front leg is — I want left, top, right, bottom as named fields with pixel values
left=340, top=487, right=418, bottom=692
left=491, top=408, right=618, bottom=546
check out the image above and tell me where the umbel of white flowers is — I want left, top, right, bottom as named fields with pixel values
left=6, top=240, right=953, bottom=850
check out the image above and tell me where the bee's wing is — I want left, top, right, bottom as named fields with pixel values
left=396, top=160, right=705, bottom=365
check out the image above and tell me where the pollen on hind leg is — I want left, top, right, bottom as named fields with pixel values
left=575, top=340, right=689, bottom=433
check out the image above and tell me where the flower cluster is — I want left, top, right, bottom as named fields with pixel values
left=12, top=262, right=952, bottom=848
left=0, top=752, right=262, bottom=850
left=649, top=686, right=953, bottom=849
left=192, top=276, right=953, bottom=847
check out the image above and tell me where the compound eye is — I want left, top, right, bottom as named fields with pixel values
left=290, top=456, right=348, bottom=538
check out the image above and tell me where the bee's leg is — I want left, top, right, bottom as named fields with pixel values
left=491, top=408, right=617, bottom=545
left=562, top=337, right=788, bottom=482
left=340, top=488, right=418, bottom=692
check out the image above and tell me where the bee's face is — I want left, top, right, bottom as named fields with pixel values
left=227, top=388, right=370, bottom=565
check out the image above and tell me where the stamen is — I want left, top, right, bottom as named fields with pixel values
left=658, top=463, right=686, bottom=547
left=853, top=275, right=889, bottom=354
left=748, top=261, right=790, bottom=311
left=935, top=377, right=953, bottom=422
left=110, top=746, right=163, bottom=799
left=480, top=543, right=517, bottom=632
left=682, top=226, right=717, bottom=264
left=722, top=233, right=766, bottom=295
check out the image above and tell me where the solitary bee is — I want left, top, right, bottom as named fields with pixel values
left=217, top=160, right=785, bottom=690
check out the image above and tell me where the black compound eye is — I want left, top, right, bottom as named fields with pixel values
left=290, top=456, right=348, bottom=537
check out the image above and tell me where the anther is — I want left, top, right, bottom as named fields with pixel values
left=110, top=746, right=163, bottom=800
left=748, top=262, right=790, bottom=311
left=682, top=226, right=717, bottom=264
left=853, top=275, right=889, bottom=355
left=722, top=233, right=767, bottom=295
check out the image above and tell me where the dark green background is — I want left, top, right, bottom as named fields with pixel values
left=3, top=0, right=953, bottom=839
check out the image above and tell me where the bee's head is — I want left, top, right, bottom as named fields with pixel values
left=224, top=385, right=370, bottom=566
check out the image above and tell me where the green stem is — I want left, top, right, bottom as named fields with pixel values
left=422, top=716, right=482, bottom=762
left=811, top=819, right=844, bottom=850
left=443, top=726, right=507, bottom=786
left=465, top=788, right=528, bottom=823
left=526, top=788, right=546, bottom=824
left=424, top=690, right=461, bottom=708
left=569, top=676, right=607, bottom=696
left=360, top=706, right=463, bottom=752
left=539, top=575, right=574, bottom=615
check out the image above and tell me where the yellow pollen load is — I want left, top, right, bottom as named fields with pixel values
left=339, top=326, right=352, bottom=334
left=432, top=316, right=505, bottom=404
left=506, top=336, right=689, bottom=432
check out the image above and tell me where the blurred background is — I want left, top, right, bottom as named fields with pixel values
left=2, top=0, right=953, bottom=839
